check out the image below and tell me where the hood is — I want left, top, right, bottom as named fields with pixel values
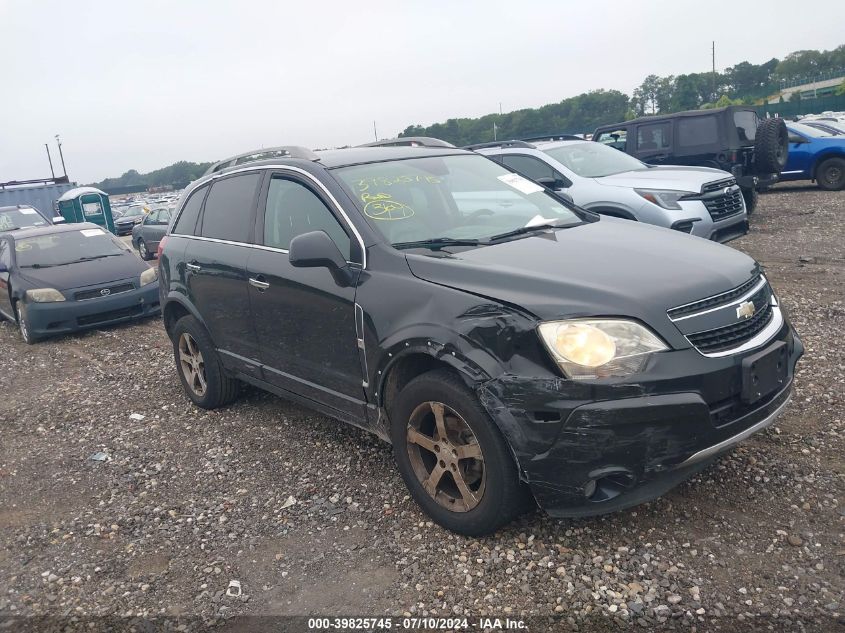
left=19, top=254, right=148, bottom=292
left=596, top=165, right=730, bottom=193
left=404, top=217, right=758, bottom=334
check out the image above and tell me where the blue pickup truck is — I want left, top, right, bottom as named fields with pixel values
left=782, top=122, right=845, bottom=190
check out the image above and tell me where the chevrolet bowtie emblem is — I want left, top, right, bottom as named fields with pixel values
left=736, top=300, right=756, bottom=319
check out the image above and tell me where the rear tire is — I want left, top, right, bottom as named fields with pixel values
left=816, top=157, right=845, bottom=191
left=754, top=118, right=788, bottom=175
left=741, top=187, right=758, bottom=216
left=390, top=369, right=531, bottom=536
left=171, top=315, right=239, bottom=409
left=137, top=238, right=153, bottom=261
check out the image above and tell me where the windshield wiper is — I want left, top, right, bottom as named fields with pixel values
left=393, top=237, right=482, bottom=250
left=73, top=254, right=122, bottom=262
left=488, top=221, right=571, bottom=242
left=21, top=263, right=56, bottom=269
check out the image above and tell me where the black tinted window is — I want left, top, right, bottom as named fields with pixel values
left=200, top=174, right=261, bottom=242
left=595, top=129, right=627, bottom=150
left=0, top=240, right=9, bottom=267
left=636, top=122, right=670, bottom=151
left=263, top=177, right=350, bottom=258
left=173, top=186, right=207, bottom=235
left=501, top=155, right=556, bottom=182
left=733, top=111, right=758, bottom=143
left=678, top=116, right=718, bottom=147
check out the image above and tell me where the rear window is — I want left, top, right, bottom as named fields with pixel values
left=733, top=111, right=759, bottom=143
left=678, top=116, right=718, bottom=148
left=172, top=185, right=208, bottom=235
left=199, top=174, right=261, bottom=243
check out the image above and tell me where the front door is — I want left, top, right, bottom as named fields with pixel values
left=183, top=172, right=263, bottom=377
left=246, top=172, right=364, bottom=418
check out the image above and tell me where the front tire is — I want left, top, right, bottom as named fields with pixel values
left=14, top=302, right=37, bottom=344
left=816, top=157, right=845, bottom=191
left=171, top=315, right=239, bottom=409
left=390, top=369, right=530, bottom=536
left=741, top=186, right=758, bottom=216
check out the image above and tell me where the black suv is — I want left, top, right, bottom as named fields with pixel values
left=593, top=106, right=789, bottom=213
left=159, top=145, right=802, bottom=535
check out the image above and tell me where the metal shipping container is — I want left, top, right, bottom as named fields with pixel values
left=0, top=182, right=75, bottom=222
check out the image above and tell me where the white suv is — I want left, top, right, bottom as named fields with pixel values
left=472, top=139, right=749, bottom=243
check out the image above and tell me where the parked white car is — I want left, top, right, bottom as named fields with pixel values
left=472, top=139, right=749, bottom=243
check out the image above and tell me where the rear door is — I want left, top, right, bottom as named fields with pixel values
left=184, top=172, right=263, bottom=374
left=246, top=170, right=365, bottom=418
left=143, top=209, right=171, bottom=252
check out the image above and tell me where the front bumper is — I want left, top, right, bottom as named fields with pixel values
left=24, top=283, right=160, bottom=338
left=478, top=322, right=803, bottom=518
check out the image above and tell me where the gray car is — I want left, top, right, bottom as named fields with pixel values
left=131, top=208, right=171, bottom=260
left=473, top=139, right=749, bottom=243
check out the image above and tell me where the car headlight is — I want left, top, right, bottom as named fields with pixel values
left=635, top=188, right=695, bottom=210
left=538, top=319, right=668, bottom=379
left=25, top=288, right=66, bottom=303
left=140, top=268, right=158, bottom=286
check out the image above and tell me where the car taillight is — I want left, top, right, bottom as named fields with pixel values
left=157, top=235, right=168, bottom=259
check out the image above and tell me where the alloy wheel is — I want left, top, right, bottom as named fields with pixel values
left=15, top=304, right=29, bottom=343
left=406, top=401, right=485, bottom=512
left=178, top=332, right=207, bottom=396
left=139, top=240, right=148, bottom=258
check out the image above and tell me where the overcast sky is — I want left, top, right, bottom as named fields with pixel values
left=1, top=0, right=843, bottom=183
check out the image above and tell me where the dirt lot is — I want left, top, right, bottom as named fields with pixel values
left=1, top=184, right=843, bottom=632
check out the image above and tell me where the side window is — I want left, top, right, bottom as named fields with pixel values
left=0, top=240, right=9, bottom=268
left=146, top=210, right=160, bottom=224
left=501, top=155, right=556, bottom=182
left=172, top=185, right=208, bottom=236
left=636, top=122, right=671, bottom=151
left=678, top=116, right=719, bottom=148
left=200, top=173, right=261, bottom=243
left=263, top=177, right=351, bottom=259
left=595, top=129, right=627, bottom=150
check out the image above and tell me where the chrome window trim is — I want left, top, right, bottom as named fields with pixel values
left=690, top=303, right=783, bottom=358
left=167, top=233, right=358, bottom=267
left=169, top=164, right=367, bottom=269
left=670, top=276, right=768, bottom=322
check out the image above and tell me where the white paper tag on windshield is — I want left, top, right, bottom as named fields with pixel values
left=80, top=228, right=104, bottom=237
left=497, top=173, right=543, bottom=195
left=19, top=208, right=37, bottom=214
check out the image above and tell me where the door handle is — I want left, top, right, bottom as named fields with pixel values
left=249, top=277, right=270, bottom=291
left=186, top=263, right=201, bottom=272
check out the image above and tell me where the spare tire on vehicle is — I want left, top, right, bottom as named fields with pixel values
left=754, top=118, right=788, bottom=175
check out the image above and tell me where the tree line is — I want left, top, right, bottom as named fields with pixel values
left=90, top=160, right=212, bottom=190
left=400, top=45, right=845, bottom=145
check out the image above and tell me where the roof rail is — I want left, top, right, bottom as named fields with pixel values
left=358, top=136, right=455, bottom=148
left=462, top=140, right=536, bottom=151
left=204, top=146, right=320, bottom=176
left=521, top=133, right=585, bottom=142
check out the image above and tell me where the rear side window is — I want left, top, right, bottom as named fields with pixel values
left=172, top=185, right=208, bottom=235
left=263, top=177, right=350, bottom=258
left=0, top=239, right=9, bottom=267
left=678, top=116, right=718, bottom=148
left=636, top=122, right=671, bottom=151
left=200, top=173, right=261, bottom=243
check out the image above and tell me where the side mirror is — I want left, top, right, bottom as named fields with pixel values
left=0, top=262, right=8, bottom=273
left=289, top=230, right=351, bottom=285
left=788, top=135, right=806, bottom=144
left=536, top=176, right=570, bottom=190
left=555, top=191, right=574, bottom=204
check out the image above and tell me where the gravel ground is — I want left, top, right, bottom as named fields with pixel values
left=1, top=183, right=843, bottom=632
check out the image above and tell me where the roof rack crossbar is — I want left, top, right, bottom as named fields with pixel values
left=358, top=136, right=455, bottom=148
left=462, top=140, right=536, bottom=151
left=204, top=145, right=320, bottom=176
left=520, top=133, right=585, bottom=142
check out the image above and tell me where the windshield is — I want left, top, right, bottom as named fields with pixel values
left=0, top=207, right=48, bottom=231
left=14, top=228, right=129, bottom=267
left=122, top=207, right=145, bottom=218
left=542, top=142, right=647, bottom=177
left=789, top=122, right=834, bottom=138
left=332, top=154, right=582, bottom=246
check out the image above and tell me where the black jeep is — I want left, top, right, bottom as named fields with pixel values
left=593, top=106, right=789, bottom=213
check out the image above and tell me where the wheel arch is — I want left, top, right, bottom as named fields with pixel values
left=585, top=205, right=638, bottom=220
left=162, top=294, right=207, bottom=338
left=811, top=151, right=845, bottom=180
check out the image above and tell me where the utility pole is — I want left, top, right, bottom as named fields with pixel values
left=55, top=134, right=67, bottom=177
left=493, top=121, right=497, bottom=141
left=712, top=41, right=716, bottom=101
left=499, top=102, right=502, bottom=116
left=373, top=121, right=378, bottom=142
left=45, top=143, right=55, bottom=179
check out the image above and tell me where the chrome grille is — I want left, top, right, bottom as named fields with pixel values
left=687, top=302, right=774, bottom=354
left=75, top=282, right=135, bottom=301
left=668, top=274, right=761, bottom=320
left=703, top=187, right=745, bottom=221
left=701, top=177, right=736, bottom=194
